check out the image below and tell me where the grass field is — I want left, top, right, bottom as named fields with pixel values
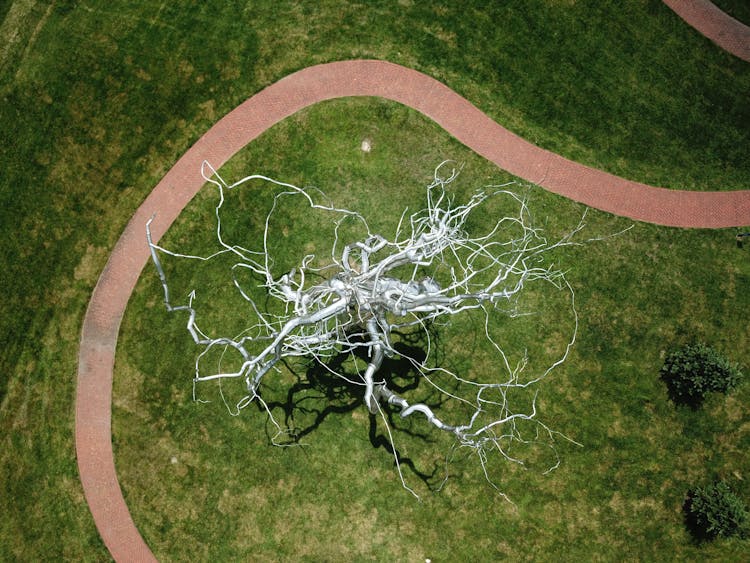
left=1, top=1, right=749, bottom=560
left=114, top=98, right=750, bottom=560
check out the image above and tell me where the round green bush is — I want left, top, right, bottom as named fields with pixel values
left=685, top=482, right=749, bottom=540
left=660, top=343, right=742, bottom=405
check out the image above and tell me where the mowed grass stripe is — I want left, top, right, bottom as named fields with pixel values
left=0, top=1, right=748, bottom=559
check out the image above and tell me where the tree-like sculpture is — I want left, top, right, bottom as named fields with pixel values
left=147, top=161, right=585, bottom=495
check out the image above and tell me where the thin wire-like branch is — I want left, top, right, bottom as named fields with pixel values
left=148, top=160, right=597, bottom=495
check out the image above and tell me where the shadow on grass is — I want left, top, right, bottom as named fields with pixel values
left=683, top=491, right=713, bottom=544
left=367, top=413, right=441, bottom=488
left=660, top=375, right=705, bottom=410
left=261, top=330, right=446, bottom=489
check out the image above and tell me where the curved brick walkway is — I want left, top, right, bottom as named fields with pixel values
left=663, top=0, right=750, bottom=62
left=76, top=59, right=750, bottom=561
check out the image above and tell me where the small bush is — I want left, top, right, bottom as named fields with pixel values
left=685, top=482, right=749, bottom=541
left=660, top=343, right=742, bottom=406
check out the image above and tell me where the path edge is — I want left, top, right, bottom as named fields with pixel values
left=662, top=0, right=750, bottom=62
left=75, top=58, right=750, bottom=561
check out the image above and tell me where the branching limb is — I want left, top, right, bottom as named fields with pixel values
left=148, top=161, right=598, bottom=496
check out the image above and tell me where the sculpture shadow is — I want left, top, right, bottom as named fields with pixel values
left=260, top=330, right=446, bottom=489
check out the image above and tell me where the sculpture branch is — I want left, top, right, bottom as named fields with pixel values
left=148, top=161, right=589, bottom=496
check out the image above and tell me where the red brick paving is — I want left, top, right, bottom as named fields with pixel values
left=76, top=58, right=750, bottom=561
left=663, top=0, right=750, bottom=62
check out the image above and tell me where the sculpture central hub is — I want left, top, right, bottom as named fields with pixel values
left=146, top=161, right=584, bottom=495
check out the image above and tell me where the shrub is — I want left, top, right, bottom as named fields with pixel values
left=660, top=343, right=742, bottom=406
left=685, top=482, right=749, bottom=541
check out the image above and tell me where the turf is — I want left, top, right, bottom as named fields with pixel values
left=0, top=0, right=748, bottom=560
left=114, top=98, right=750, bottom=560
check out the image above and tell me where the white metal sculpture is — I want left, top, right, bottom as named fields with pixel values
left=147, top=161, right=586, bottom=495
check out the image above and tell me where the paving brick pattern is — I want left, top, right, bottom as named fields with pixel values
left=663, top=0, right=750, bottom=62
left=76, top=56, right=749, bottom=561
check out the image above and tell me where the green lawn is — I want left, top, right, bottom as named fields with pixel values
left=115, top=97, right=750, bottom=561
left=1, top=1, right=748, bottom=560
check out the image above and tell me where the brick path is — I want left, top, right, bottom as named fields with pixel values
left=663, top=0, right=750, bottom=62
left=76, top=58, right=750, bottom=561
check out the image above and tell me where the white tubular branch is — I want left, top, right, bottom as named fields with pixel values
left=147, top=160, right=591, bottom=494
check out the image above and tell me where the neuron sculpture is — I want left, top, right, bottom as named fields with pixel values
left=147, top=161, right=585, bottom=495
